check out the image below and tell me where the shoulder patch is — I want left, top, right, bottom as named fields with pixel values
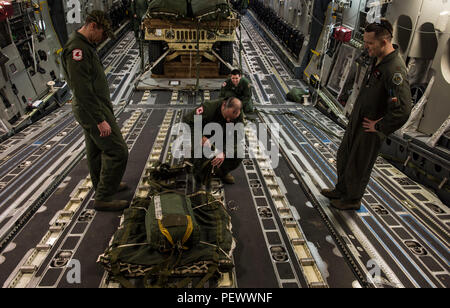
left=222, top=81, right=227, bottom=87
left=72, top=49, right=83, bottom=61
left=196, top=106, right=204, bottom=115
left=392, top=72, right=403, bottom=86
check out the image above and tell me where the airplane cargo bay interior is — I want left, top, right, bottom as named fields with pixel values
left=0, top=0, right=448, bottom=289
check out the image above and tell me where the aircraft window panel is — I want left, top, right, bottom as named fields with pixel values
left=442, top=38, right=450, bottom=84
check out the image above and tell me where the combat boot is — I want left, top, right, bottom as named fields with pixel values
left=221, top=173, right=235, bottom=184
left=193, top=174, right=208, bottom=192
left=214, top=168, right=235, bottom=184
left=93, top=200, right=129, bottom=212
left=320, top=188, right=342, bottom=199
left=117, top=182, right=128, bottom=192
left=330, top=198, right=361, bottom=211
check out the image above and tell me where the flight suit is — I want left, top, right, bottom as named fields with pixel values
left=183, top=99, right=244, bottom=185
left=130, top=0, right=149, bottom=38
left=62, top=31, right=128, bottom=202
left=335, top=47, right=412, bottom=201
left=220, top=77, right=254, bottom=113
left=231, top=0, right=249, bottom=14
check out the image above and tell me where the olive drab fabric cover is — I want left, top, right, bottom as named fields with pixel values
left=148, top=161, right=187, bottom=181
left=191, top=0, right=231, bottom=20
left=286, top=87, right=308, bottom=103
left=146, top=0, right=232, bottom=20
left=147, top=0, right=188, bottom=17
left=145, top=193, right=200, bottom=251
left=98, top=190, right=235, bottom=287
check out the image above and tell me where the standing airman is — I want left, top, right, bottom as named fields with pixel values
left=62, top=11, right=129, bottom=212
left=321, top=19, right=412, bottom=210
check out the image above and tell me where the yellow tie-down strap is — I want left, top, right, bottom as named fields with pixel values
left=310, top=49, right=320, bottom=56
left=158, top=215, right=194, bottom=250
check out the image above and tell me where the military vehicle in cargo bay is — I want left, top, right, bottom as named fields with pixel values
left=142, top=0, right=240, bottom=78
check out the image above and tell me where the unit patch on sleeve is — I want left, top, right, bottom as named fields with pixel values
left=196, top=106, right=204, bottom=115
left=392, top=72, right=403, bottom=86
left=72, top=49, right=83, bottom=61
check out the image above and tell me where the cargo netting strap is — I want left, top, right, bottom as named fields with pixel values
left=142, top=248, right=185, bottom=288
left=101, top=166, right=233, bottom=288
left=186, top=190, right=228, bottom=212
left=109, top=207, right=142, bottom=288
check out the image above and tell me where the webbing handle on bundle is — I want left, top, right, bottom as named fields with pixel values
left=157, top=215, right=194, bottom=250
left=109, top=208, right=139, bottom=288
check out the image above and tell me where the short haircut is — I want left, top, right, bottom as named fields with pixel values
left=230, top=69, right=242, bottom=76
left=365, top=18, right=393, bottom=41
left=85, top=15, right=103, bottom=30
left=224, top=97, right=242, bottom=110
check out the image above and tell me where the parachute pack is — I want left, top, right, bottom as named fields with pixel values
left=146, top=0, right=233, bottom=21
left=97, top=163, right=235, bottom=288
left=286, top=87, right=309, bottom=104
left=145, top=193, right=200, bottom=252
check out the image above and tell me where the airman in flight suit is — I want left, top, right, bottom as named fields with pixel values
left=220, top=69, right=254, bottom=114
left=183, top=97, right=244, bottom=188
left=62, top=11, right=129, bottom=212
left=321, top=19, right=412, bottom=210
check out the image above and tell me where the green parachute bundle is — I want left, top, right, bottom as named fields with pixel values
left=286, top=87, right=309, bottom=104
left=146, top=0, right=232, bottom=21
left=98, top=188, right=235, bottom=288
left=191, top=0, right=232, bottom=21
left=145, top=193, right=201, bottom=252
left=147, top=161, right=188, bottom=182
left=146, top=0, right=188, bottom=18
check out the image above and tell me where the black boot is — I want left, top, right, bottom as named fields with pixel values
left=320, top=188, right=342, bottom=199
left=330, top=199, right=361, bottom=211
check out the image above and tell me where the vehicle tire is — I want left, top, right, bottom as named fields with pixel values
left=149, top=40, right=164, bottom=75
left=219, top=41, right=234, bottom=76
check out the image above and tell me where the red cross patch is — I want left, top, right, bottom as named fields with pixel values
left=72, top=49, right=83, bottom=61
left=196, top=106, right=204, bottom=115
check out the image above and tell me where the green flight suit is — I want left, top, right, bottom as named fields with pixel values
left=62, top=31, right=128, bottom=202
left=183, top=99, right=244, bottom=185
left=130, top=0, right=149, bottom=38
left=220, top=77, right=254, bottom=113
left=335, top=47, right=412, bottom=201
left=232, top=0, right=249, bottom=12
